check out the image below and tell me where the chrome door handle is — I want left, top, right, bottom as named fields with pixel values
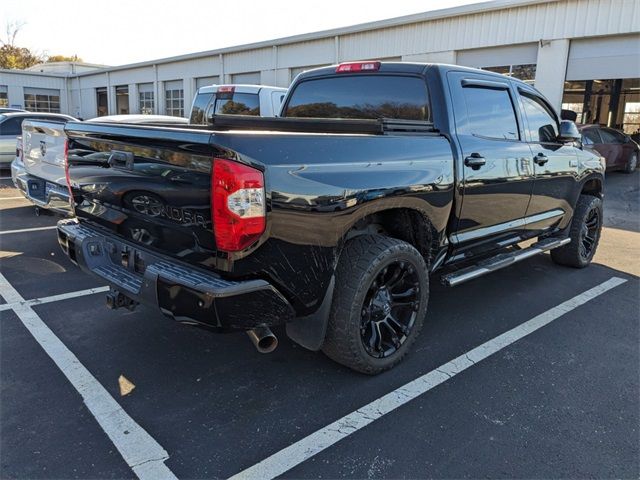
left=534, top=153, right=549, bottom=165
left=464, top=153, right=486, bottom=170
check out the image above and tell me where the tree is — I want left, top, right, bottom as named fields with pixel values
left=0, top=21, right=44, bottom=69
left=47, top=54, right=83, bottom=63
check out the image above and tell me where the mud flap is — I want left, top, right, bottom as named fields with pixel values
left=286, top=276, right=335, bottom=351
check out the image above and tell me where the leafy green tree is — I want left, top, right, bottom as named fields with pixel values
left=0, top=21, right=44, bottom=69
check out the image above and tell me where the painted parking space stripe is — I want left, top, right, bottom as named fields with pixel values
left=229, top=276, right=628, bottom=480
left=0, top=225, right=58, bottom=235
left=0, top=272, right=177, bottom=480
left=0, top=286, right=110, bottom=312
left=0, top=196, right=28, bottom=200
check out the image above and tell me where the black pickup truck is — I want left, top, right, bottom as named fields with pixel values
left=57, top=62, right=605, bottom=374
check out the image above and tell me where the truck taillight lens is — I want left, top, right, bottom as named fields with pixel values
left=336, top=61, right=381, bottom=73
left=212, top=158, right=265, bottom=252
left=16, top=137, right=23, bottom=161
left=63, top=139, right=74, bottom=208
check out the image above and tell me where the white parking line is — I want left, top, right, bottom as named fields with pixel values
left=0, top=225, right=58, bottom=235
left=0, top=286, right=110, bottom=312
left=0, top=196, right=27, bottom=200
left=0, top=273, right=177, bottom=480
left=229, top=276, right=628, bottom=480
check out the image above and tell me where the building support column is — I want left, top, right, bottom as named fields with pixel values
left=106, top=71, right=115, bottom=115
left=183, top=77, right=194, bottom=117
left=128, top=83, right=138, bottom=114
left=534, top=39, right=570, bottom=112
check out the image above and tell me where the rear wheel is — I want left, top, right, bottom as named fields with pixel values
left=322, top=235, right=429, bottom=374
left=623, top=152, right=638, bottom=174
left=551, top=194, right=603, bottom=268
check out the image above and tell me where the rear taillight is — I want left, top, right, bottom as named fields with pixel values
left=336, top=61, right=381, bottom=73
left=16, top=137, right=23, bottom=161
left=212, top=158, right=265, bottom=252
left=63, top=139, right=74, bottom=209
left=217, top=85, right=235, bottom=94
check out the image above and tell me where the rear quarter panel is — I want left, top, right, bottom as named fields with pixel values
left=213, top=131, right=455, bottom=313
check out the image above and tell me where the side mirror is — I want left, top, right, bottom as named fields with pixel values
left=558, top=120, right=581, bottom=143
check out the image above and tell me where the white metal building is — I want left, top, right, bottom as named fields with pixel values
left=1, top=0, right=638, bottom=133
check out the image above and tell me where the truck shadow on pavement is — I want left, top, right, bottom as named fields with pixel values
left=24, top=250, right=638, bottom=478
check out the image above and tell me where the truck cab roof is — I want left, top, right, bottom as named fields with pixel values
left=296, top=61, right=535, bottom=90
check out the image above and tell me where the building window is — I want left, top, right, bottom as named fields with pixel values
left=0, top=86, right=8, bottom=107
left=96, top=87, right=108, bottom=116
left=138, top=83, right=154, bottom=114
left=621, top=79, right=640, bottom=135
left=561, top=78, right=640, bottom=134
left=482, top=64, right=536, bottom=84
left=24, top=88, right=61, bottom=112
left=164, top=81, right=184, bottom=117
left=115, top=85, right=129, bottom=115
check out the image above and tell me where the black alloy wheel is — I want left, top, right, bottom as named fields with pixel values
left=322, top=235, right=430, bottom=374
left=551, top=194, right=603, bottom=268
left=360, top=261, right=420, bottom=358
left=579, top=206, right=600, bottom=261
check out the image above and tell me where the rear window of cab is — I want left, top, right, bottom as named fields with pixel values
left=283, top=75, right=430, bottom=121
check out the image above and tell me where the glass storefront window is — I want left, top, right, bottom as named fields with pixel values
left=561, top=78, right=640, bottom=135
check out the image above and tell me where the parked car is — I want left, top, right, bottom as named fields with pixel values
left=579, top=124, right=639, bottom=173
left=1, top=111, right=76, bottom=166
left=57, top=62, right=604, bottom=374
left=189, top=84, right=287, bottom=123
left=11, top=114, right=190, bottom=214
left=0, top=107, right=27, bottom=114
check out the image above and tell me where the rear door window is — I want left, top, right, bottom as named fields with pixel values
left=604, top=128, right=626, bottom=144
left=460, top=86, right=519, bottom=140
left=283, top=75, right=429, bottom=120
left=599, top=128, right=619, bottom=144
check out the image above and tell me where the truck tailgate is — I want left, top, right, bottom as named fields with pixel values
left=65, top=122, right=218, bottom=263
left=23, top=120, right=68, bottom=180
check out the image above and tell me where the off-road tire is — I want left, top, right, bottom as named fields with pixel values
left=322, top=235, right=429, bottom=374
left=551, top=194, right=603, bottom=268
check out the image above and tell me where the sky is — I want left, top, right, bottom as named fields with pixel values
left=1, top=0, right=488, bottom=66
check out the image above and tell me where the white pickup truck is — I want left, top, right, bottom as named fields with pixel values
left=189, top=84, right=287, bottom=123
left=11, top=114, right=189, bottom=214
left=12, top=84, right=286, bottom=213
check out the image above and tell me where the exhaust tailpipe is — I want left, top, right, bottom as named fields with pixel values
left=246, top=327, right=278, bottom=354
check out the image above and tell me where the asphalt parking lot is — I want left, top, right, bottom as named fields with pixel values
left=1, top=170, right=638, bottom=479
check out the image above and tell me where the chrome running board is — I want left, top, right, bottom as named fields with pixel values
left=441, top=237, right=571, bottom=287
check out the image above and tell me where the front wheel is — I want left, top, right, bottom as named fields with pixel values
left=623, top=152, right=638, bottom=174
left=551, top=194, right=603, bottom=268
left=322, top=235, right=429, bottom=374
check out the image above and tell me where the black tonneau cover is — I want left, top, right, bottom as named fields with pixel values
left=208, top=114, right=436, bottom=135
